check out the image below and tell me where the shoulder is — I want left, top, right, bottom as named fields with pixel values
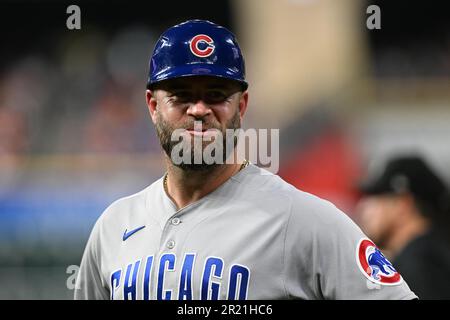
left=237, top=164, right=357, bottom=230
left=95, top=177, right=163, bottom=229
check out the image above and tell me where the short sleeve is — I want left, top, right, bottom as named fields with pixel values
left=74, top=216, right=110, bottom=300
left=283, top=194, right=418, bottom=300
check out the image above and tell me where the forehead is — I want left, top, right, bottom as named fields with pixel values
left=153, top=76, right=241, bottom=91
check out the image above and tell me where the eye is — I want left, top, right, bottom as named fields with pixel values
left=204, top=90, right=228, bottom=103
left=169, top=90, right=192, bottom=103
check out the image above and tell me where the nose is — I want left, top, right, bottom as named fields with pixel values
left=186, top=100, right=212, bottom=119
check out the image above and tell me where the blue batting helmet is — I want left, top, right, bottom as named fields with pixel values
left=147, top=20, right=248, bottom=90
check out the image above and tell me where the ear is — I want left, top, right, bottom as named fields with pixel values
left=146, top=90, right=158, bottom=124
left=396, top=194, right=416, bottom=218
left=238, top=91, right=249, bottom=119
left=400, top=193, right=416, bottom=212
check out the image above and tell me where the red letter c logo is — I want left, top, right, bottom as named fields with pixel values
left=190, top=34, right=215, bottom=58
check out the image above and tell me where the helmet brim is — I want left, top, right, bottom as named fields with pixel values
left=147, top=64, right=248, bottom=91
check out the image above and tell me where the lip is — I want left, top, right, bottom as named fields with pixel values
left=186, top=128, right=217, bottom=137
left=186, top=128, right=207, bottom=131
left=187, top=129, right=210, bottom=136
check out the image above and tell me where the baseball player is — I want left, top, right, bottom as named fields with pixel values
left=75, top=20, right=417, bottom=300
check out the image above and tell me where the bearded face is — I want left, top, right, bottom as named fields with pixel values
left=155, top=109, right=241, bottom=171
left=147, top=76, right=247, bottom=171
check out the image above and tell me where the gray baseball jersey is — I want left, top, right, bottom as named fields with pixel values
left=74, top=164, right=417, bottom=300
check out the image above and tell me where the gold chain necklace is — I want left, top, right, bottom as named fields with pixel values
left=163, top=159, right=249, bottom=194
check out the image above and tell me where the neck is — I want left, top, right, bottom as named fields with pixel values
left=386, top=213, right=430, bottom=257
left=164, top=157, right=244, bottom=210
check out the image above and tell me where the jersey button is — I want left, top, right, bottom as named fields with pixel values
left=171, top=218, right=181, bottom=225
left=167, top=240, right=175, bottom=249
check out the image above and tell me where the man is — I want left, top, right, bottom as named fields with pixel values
left=75, top=20, right=416, bottom=300
left=357, top=155, right=450, bottom=299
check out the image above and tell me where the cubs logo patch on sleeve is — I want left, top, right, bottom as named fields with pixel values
left=356, top=238, right=403, bottom=286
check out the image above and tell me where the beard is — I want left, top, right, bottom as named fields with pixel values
left=155, top=110, right=241, bottom=171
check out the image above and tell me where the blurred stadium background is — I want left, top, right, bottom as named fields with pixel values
left=0, top=0, right=449, bottom=299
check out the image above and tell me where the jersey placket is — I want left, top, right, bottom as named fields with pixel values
left=152, top=195, right=207, bottom=300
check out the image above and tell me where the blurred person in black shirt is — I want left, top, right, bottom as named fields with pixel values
left=357, top=155, right=450, bottom=299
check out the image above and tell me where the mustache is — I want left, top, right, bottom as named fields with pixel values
left=178, top=120, right=222, bottom=131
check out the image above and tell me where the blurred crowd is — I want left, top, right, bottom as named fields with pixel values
left=0, top=26, right=162, bottom=162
